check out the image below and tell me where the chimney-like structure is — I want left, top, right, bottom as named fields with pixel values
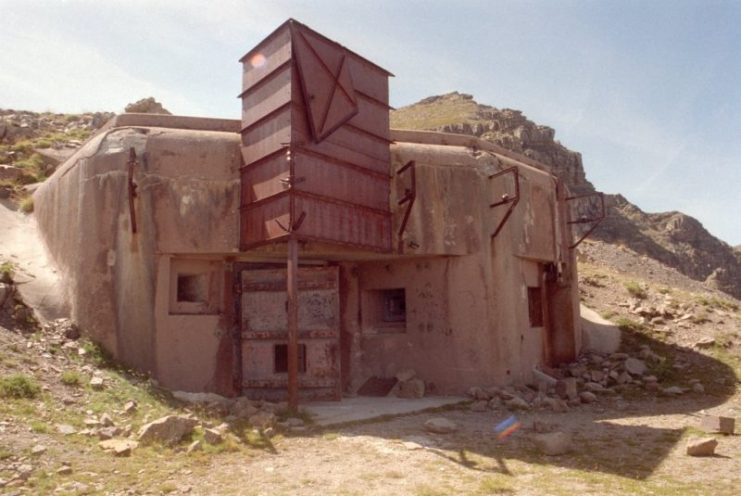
left=238, top=19, right=393, bottom=252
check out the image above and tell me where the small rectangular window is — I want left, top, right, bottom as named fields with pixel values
left=382, top=288, right=406, bottom=323
left=274, top=344, right=307, bottom=373
left=528, top=286, right=544, bottom=327
left=177, top=274, right=207, bottom=303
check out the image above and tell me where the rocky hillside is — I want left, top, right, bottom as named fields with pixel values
left=391, top=92, right=741, bottom=299
left=0, top=109, right=113, bottom=202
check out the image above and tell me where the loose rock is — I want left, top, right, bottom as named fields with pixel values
left=423, top=417, right=458, bottom=434
left=532, top=432, right=573, bottom=456
left=99, top=439, right=139, bottom=457
left=686, top=437, right=718, bottom=457
left=137, top=415, right=198, bottom=446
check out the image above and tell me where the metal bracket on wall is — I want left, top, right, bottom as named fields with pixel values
left=396, top=160, right=416, bottom=252
left=488, top=166, right=520, bottom=239
left=127, top=147, right=139, bottom=234
left=565, top=192, right=605, bottom=249
left=275, top=211, right=307, bottom=234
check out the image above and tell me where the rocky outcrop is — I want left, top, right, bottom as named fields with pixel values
left=124, top=97, right=171, bottom=115
left=392, top=93, right=741, bottom=299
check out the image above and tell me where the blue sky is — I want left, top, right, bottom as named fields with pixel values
left=1, top=0, right=739, bottom=245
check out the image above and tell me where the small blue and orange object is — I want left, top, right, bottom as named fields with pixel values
left=494, top=415, right=522, bottom=440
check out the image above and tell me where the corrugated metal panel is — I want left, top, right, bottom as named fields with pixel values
left=239, top=19, right=392, bottom=252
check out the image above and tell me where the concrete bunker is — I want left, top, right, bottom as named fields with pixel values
left=33, top=19, right=600, bottom=403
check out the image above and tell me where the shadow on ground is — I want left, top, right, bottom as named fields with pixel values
left=307, top=329, right=739, bottom=481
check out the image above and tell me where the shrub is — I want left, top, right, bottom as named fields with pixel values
left=61, top=370, right=82, bottom=386
left=0, top=261, right=14, bottom=283
left=19, top=195, right=34, bottom=214
left=0, top=374, right=41, bottom=399
left=623, top=280, right=647, bottom=299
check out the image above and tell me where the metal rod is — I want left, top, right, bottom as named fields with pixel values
left=127, top=147, right=138, bottom=234
left=566, top=192, right=605, bottom=249
left=396, top=160, right=416, bottom=252
left=489, top=167, right=520, bottom=239
left=286, top=236, right=299, bottom=410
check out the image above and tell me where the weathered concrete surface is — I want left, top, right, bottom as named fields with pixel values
left=0, top=202, right=68, bottom=321
left=34, top=120, right=241, bottom=383
left=580, top=304, right=621, bottom=354
left=305, top=396, right=467, bottom=427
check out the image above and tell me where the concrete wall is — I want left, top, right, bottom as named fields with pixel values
left=34, top=120, right=580, bottom=397
left=34, top=122, right=241, bottom=384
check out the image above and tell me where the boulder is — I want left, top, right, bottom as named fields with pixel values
left=203, top=428, right=224, bottom=445
left=230, top=397, right=259, bottom=418
left=579, top=391, right=597, bottom=403
left=700, top=416, right=735, bottom=435
left=137, top=415, right=197, bottom=446
left=99, top=439, right=139, bottom=457
left=686, top=437, right=718, bottom=457
left=505, top=396, right=530, bottom=410
left=624, top=358, right=647, bottom=376
left=397, top=378, right=425, bottom=398
left=248, top=411, right=276, bottom=430
left=532, top=432, right=573, bottom=456
left=423, top=417, right=458, bottom=434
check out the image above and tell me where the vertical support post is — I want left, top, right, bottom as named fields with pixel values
left=287, top=236, right=299, bottom=410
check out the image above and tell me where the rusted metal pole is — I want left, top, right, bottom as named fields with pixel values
left=286, top=236, right=299, bottom=410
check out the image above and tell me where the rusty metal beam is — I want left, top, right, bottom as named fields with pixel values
left=396, top=160, right=416, bottom=253
left=127, top=147, right=138, bottom=234
left=565, top=192, right=605, bottom=249
left=488, top=166, right=520, bottom=239
left=286, top=236, right=299, bottom=410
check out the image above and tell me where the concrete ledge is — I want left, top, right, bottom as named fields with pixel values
left=581, top=303, right=621, bottom=354
left=103, top=113, right=241, bottom=133
left=304, top=396, right=468, bottom=427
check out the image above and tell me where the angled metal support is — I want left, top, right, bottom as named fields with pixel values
left=396, top=160, right=416, bottom=252
left=127, top=147, right=139, bottom=234
left=488, top=166, right=520, bottom=239
left=565, top=192, right=605, bottom=249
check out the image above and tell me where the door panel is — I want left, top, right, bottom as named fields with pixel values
left=240, top=266, right=341, bottom=400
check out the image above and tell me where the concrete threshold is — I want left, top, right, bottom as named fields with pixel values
left=304, top=396, right=468, bottom=427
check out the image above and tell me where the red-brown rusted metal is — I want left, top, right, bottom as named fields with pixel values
left=488, top=166, right=520, bottom=239
left=240, top=265, right=341, bottom=401
left=127, top=147, right=138, bottom=234
left=565, top=192, right=605, bottom=249
left=286, top=237, right=299, bottom=409
left=396, top=160, right=416, bottom=252
left=239, top=19, right=393, bottom=253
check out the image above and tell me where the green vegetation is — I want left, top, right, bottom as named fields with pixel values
left=623, top=280, right=647, bottom=299
left=615, top=317, right=646, bottom=333
left=19, top=194, right=34, bottom=213
left=0, top=373, right=41, bottom=399
left=696, top=295, right=739, bottom=312
left=61, top=369, right=82, bottom=386
left=0, top=260, right=15, bottom=283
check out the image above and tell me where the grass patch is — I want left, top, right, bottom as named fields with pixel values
left=29, top=420, right=49, bottom=433
left=476, top=476, right=514, bottom=495
left=623, top=280, right=647, bottom=299
left=696, top=296, right=738, bottom=312
left=61, top=369, right=83, bottom=386
left=0, top=373, right=41, bottom=399
left=615, top=317, right=646, bottom=334
left=19, top=194, right=34, bottom=213
left=1, top=261, right=15, bottom=283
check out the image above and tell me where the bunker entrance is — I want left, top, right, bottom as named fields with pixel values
left=239, top=265, right=341, bottom=401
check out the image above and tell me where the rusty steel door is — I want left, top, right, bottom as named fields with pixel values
left=240, top=265, right=341, bottom=401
